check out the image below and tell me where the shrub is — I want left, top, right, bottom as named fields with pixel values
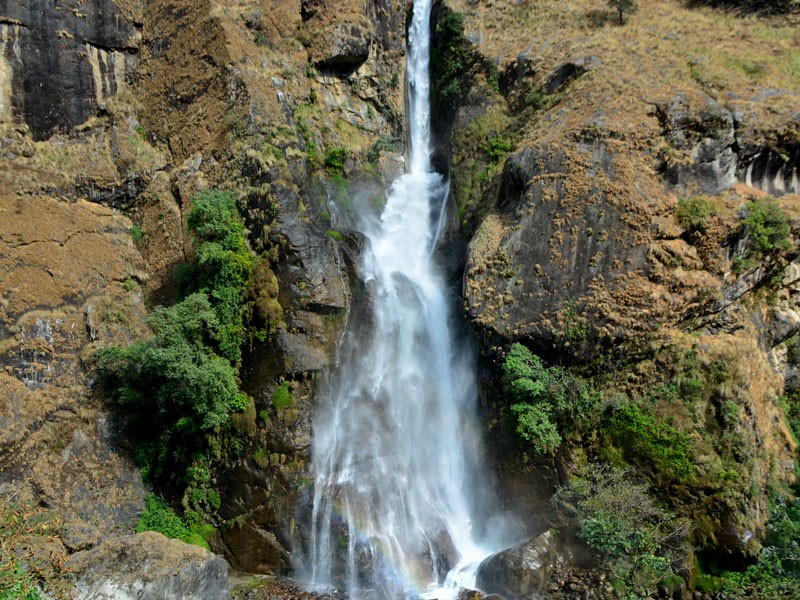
left=136, top=493, right=212, bottom=550
left=323, top=147, right=347, bottom=175
left=484, top=137, right=511, bottom=163
left=676, top=196, right=716, bottom=232
left=502, top=343, right=599, bottom=455
left=431, top=8, right=477, bottom=110
left=183, top=189, right=253, bottom=367
left=272, top=382, right=293, bottom=410
left=742, top=199, right=792, bottom=256
left=553, top=463, right=690, bottom=598
left=96, top=293, right=242, bottom=484
left=602, top=402, right=695, bottom=483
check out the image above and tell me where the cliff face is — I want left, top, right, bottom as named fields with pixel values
left=1, top=0, right=799, bottom=597
left=441, top=0, right=800, bottom=579
left=0, top=0, right=407, bottom=591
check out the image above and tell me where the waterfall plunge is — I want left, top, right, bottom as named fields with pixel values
left=306, top=1, right=494, bottom=596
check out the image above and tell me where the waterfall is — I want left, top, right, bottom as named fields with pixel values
left=305, top=0, right=492, bottom=597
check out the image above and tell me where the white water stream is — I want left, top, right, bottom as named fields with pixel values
left=306, top=0, right=495, bottom=597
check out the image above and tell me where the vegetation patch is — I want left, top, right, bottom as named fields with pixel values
left=502, top=343, right=599, bottom=456
left=136, top=493, right=214, bottom=550
left=554, top=463, right=689, bottom=599
left=0, top=501, right=67, bottom=599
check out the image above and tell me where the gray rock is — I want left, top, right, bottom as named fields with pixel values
left=476, top=529, right=572, bottom=600
left=67, top=531, right=232, bottom=600
left=657, top=95, right=738, bottom=193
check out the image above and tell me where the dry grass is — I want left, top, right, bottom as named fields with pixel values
left=450, top=0, right=800, bottom=144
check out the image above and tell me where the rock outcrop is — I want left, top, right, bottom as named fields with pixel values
left=67, top=532, right=232, bottom=599
left=476, top=529, right=572, bottom=599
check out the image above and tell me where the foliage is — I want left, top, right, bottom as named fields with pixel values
left=272, top=382, right=293, bottom=410
left=676, top=196, right=716, bottom=232
left=135, top=493, right=212, bottom=550
left=602, top=401, right=695, bottom=483
left=502, top=343, right=599, bottom=455
left=608, top=0, right=639, bottom=24
left=96, top=293, right=243, bottom=484
left=181, top=190, right=253, bottom=367
left=324, top=147, right=347, bottom=175
left=742, top=198, right=792, bottom=257
left=129, top=224, right=144, bottom=242
left=431, top=8, right=476, bottom=110
left=484, top=137, right=511, bottom=164
left=0, top=501, right=67, bottom=599
left=553, top=463, right=690, bottom=598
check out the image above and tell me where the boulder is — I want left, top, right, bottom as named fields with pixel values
left=475, top=529, right=571, bottom=599
left=67, top=532, right=232, bottom=600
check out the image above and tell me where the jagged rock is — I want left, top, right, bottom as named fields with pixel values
left=67, top=532, right=232, bottom=600
left=476, top=529, right=572, bottom=599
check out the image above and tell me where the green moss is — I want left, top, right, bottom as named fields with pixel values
left=272, top=382, right=293, bottom=410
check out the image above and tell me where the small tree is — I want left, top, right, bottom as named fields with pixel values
left=608, top=0, right=638, bottom=23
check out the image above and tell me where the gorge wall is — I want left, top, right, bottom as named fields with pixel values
left=0, top=0, right=799, bottom=598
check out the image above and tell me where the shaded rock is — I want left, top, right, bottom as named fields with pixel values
left=656, top=95, right=737, bottom=194
left=544, top=56, right=600, bottom=95
left=218, top=519, right=291, bottom=575
left=67, top=532, right=232, bottom=600
left=476, top=529, right=572, bottom=599
left=0, top=0, right=141, bottom=139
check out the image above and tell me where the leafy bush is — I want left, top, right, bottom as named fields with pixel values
left=502, top=343, right=599, bottom=455
left=602, top=402, right=695, bottom=483
left=136, top=493, right=212, bottom=550
left=742, top=198, right=792, bottom=256
left=96, top=294, right=243, bottom=484
left=431, top=8, right=476, bottom=110
left=182, top=189, right=253, bottom=367
left=676, top=196, right=716, bottom=232
left=272, top=382, right=293, bottom=410
left=553, top=463, right=689, bottom=598
left=324, top=147, right=347, bottom=175
left=484, top=137, right=511, bottom=163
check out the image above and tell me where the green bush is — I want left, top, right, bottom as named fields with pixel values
left=676, top=196, right=716, bottom=232
left=431, top=9, right=476, bottom=110
left=502, top=343, right=599, bottom=455
left=553, top=463, right=689, bottom=598
left=272, top=382, right=293, bottom=410
left=182, top=189, right=253, bottom=367
left=136, top=493, right=212, bottom=550
left=742, top=199, right=792, bottom=256
left=484, top=137, right=511, bottom=163
left=602, top=402, right=695, bottom=483
left=96, top=293, right=242, bottom=483
left=324, top=147, right=347, bottom=175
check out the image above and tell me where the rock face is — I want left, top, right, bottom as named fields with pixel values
left=0, top=0, right=142, bottom=139
left=68, top=532, right=232, bottom=600
left=444, top=0, right=799, bottom=574
left=476, top=529, right=572, bottom=599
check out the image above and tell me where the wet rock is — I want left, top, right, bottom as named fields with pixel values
left=476, top=529, right=572, bottom=599
left=68, top=532, right=232, bottom=600
left=218, top=519, right=291, bottom=575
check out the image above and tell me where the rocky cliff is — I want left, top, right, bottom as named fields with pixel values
left=1, top=0, right=799, bottom=598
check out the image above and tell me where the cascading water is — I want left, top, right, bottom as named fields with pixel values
left=305, top=0, right=494, bottom=597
